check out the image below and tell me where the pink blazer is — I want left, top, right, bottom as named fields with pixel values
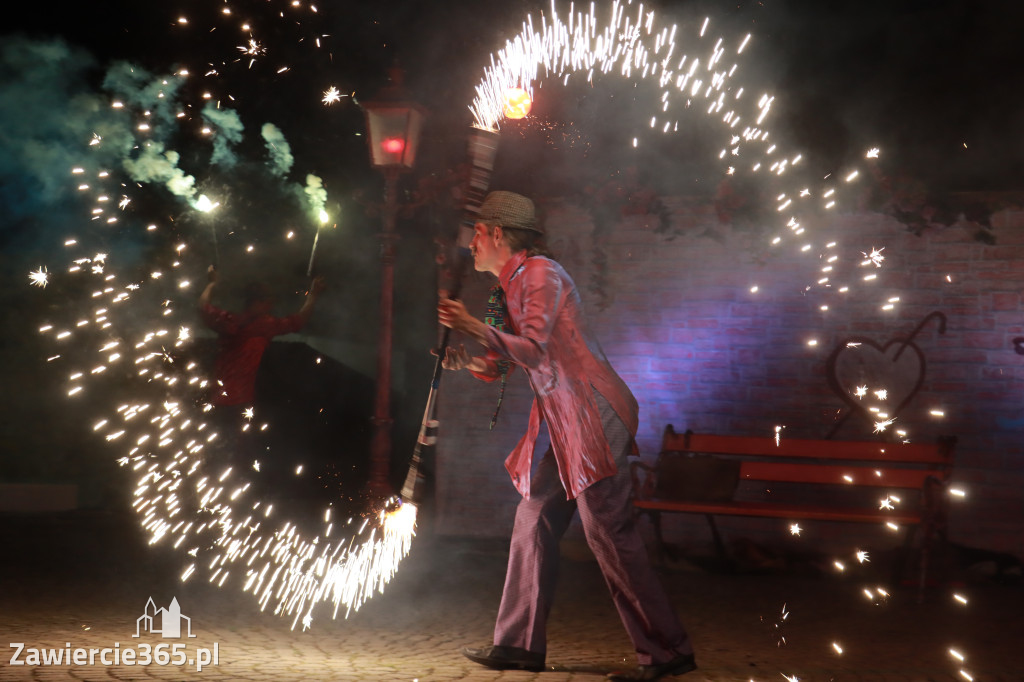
left=472, top=251, right=638, bottom=500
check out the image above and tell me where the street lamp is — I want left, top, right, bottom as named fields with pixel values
left=362, top=68, right=426, bottom=498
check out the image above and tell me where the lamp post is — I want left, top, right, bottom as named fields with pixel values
left=362, top=68, right=426, bottom=498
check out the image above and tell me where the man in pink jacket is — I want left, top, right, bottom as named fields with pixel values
left=438, top=191, right=695, bottom=681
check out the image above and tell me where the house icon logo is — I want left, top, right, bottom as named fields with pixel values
left=133, top=597, right=196, bottom=639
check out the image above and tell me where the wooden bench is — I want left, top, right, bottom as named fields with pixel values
left=631, top=425, right=956, bottom=591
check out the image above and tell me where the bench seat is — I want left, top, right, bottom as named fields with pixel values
left=632, top=425, right=956, bottom=596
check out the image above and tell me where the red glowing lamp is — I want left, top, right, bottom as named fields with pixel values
left=503, top=87, right=533, bottom=120
left=362, top=68, right=426, bottom=170
left=381, top=137, right=406, bottom=155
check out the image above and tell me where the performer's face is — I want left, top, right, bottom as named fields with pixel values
left=470, top=222, right=500, bottom=273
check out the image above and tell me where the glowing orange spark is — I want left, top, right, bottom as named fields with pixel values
left=503, top=87, right=533, bottom=119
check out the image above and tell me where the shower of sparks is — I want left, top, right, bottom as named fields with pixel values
left=469, top=0, right=879, bottom=300
left=25, top=0, right=418, bottom=629
left=322, top=86, right=343, bottom=105
left=855, top=550, right=870, bottom=563
left=854, top=385, right=868, bottom=398
left=43, top=299, right=420, bottom=625
left=789, top=523, right=801, bottom=535
left=29, top=267, right=50, bottom=288
left=760, top=602, right=791, bottom=648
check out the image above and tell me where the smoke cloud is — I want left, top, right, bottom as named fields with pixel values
left=202, top=104, right=245, bottom=168
left=261, top=122, right=294, bottom=177
left=102, top=60, right=185, bottom=136
left=0, top=37, right=131, bottom=227
left=303, top=174, right=328, bottom=220
left=121, top=141, right=197, bottom=203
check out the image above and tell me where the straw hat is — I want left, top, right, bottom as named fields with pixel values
left=478, top=191, right=541, bottom=234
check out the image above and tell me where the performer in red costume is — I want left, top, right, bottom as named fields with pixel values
left=199, top=265, right=326, bottom=408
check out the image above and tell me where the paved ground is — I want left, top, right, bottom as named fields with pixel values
left=0, top=510, right=1020, bottom=682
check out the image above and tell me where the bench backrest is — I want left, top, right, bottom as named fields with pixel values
left=661, top=426, right=955, bottom=490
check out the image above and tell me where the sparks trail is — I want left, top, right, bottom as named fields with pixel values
left=33, top=242, right=417, bottom=628
left=27, top=0, right=417, bottom=630
left=470, top=0, right=885, bottom=305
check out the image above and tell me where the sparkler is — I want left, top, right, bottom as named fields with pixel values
left=307, top=209, right=329, bottom=277
left=195, top=194, right=220, bottom=265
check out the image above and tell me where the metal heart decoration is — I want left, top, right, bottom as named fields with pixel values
left=826, top=337, right=927, bottom=428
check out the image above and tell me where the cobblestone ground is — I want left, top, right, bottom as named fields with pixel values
left=0, top=511, right=1020, bottom=682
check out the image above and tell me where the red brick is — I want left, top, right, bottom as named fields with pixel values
left=991, top=292, right=1021, bottom=311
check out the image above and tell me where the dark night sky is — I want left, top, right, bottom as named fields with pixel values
left=1, top=0, right=1021, bottom=491
left=3, top=0, right=1022, bottom=195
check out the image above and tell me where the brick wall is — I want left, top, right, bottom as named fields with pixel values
left=433, top=200, right=1024, bottom=554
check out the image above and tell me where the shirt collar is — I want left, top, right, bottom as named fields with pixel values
left=498, top=250, right=529, bottom=290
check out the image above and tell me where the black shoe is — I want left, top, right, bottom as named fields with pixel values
left=460, top=644, right=545, bottom=671
left=607, top=653, right=697, bottom=681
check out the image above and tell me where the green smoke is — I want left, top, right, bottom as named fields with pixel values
left=303, top=174, right=328, bottom=220
left=0, top=37, right=134, bottom=220
left=102, top=61, right=185, bottom=137
left=122, top=141, right=197, bottom=204
left=202, top=104, right=244, bottom=168
left=261, top=122, right=294, bottom=177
